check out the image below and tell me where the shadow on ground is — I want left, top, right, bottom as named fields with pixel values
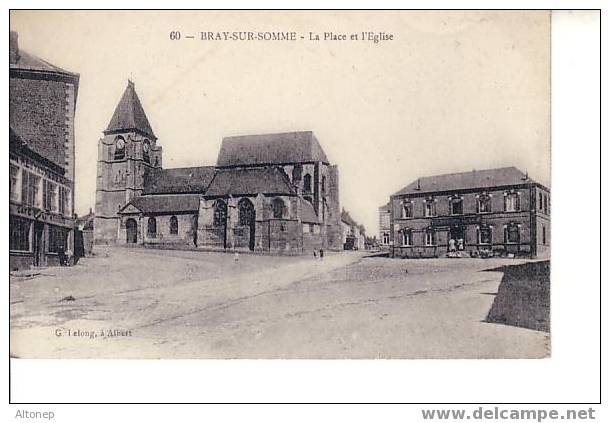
left=484, top=260, right=550, bottom=332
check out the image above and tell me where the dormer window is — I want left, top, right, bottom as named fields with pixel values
left=114, top=136, right=125, bottom=160
left=303, top=174, right=312, bottom=193
left=143, top=139, right=151, bottom=163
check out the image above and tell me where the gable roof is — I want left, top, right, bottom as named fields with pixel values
left=216, top=131, right=329, bottom=167
left=10, top=49, right=75, bottom=75
left=104, top=81, right=156, bottom=139
left=76, top=211, right=95, bottom=230
left=119, top=194, right=200, bottom=214
left=301, top=201, right=319, bottom=224
left=341, top=209, right=358, bottom=227
left=205, top=167, right=296, bottom=197
left=143, top=166, right=216, bottom=195
left=392, top=167, right=533, bottom=197
left=378, top=202, right=391, bottom=212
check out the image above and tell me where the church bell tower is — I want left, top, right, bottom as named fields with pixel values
left=93, top=80, right=162, bottom=244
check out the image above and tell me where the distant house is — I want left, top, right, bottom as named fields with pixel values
left=378, top=202, right=391, bottom=250
left=75, top=209, right=95, bottom=257
left=389, top=167, right=550, bottom=259
left=340, top=209, right=365, bottom=250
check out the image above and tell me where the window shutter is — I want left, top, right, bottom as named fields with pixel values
left=43, top=180, right=48, bottom=210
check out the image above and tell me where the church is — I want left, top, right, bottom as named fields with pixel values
left=93, top=81, right=343, bottom=254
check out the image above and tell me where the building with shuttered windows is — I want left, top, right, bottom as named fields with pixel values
left=9, top=31, right=79, bottom=270
left=389, top=167, right=550, bottom=259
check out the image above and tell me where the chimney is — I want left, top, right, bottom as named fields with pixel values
left=9, top=31, right=20, bottom=64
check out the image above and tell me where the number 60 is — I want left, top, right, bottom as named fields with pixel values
left=169, top=31, right=181, bottom=40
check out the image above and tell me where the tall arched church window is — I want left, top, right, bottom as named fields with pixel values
left=143, top=140, right=151, bottom=163
left=321, top=176, right=326, bottom=194
left=238, top=198, right=255, bottom=226
left=114, top=136, right=125, bottom=160
left=272, top=198, right=285, bottom=219
left=169, top=216, right=178, bottom=235
left=303, top=174, right=312, bottom=193
left=213, top=200, right=227, bottom=226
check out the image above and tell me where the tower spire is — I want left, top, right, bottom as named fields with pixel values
left=104, top=79, right=156, bottom=139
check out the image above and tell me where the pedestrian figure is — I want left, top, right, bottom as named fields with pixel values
left=234, top=251, right=239, bottom=262
left=448, top=238, right=456, bottom=252
left=57, top=245, right=67, bottom=266
left=319, top=249, right=324, bottom=260
left=313, top=250, right=317, bottom=258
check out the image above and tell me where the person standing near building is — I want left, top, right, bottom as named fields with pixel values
left=448, top=238, right=456, bottom=252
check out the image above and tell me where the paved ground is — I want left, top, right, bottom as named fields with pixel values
left=10, top=247, right=549, bottom=359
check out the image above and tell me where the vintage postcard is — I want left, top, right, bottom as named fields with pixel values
left=9, top=10, right=551, bottom=359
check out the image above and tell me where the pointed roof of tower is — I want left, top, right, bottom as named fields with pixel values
left=104, top=80, right=156, bottom=139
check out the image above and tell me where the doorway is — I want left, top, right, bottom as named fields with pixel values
left=32, top=222, right=44, bottom=266
left=126, top=218, right=138, bottom=244
left=449, top=225, right=465, bottom=251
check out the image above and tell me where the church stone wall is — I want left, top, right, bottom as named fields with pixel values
left=142, top=214, right=197, bottom=246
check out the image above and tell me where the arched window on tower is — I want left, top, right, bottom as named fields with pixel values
left=321, top=176, right=326, bottom=194
left=169, top=216, right=178, bottom=235
left=303, top=174, right=312, bottom=193
left=272, top=198, right=285, bottom=219
left=143, top=139, right=151, bottom=163
left=114, top=136, right=125, bottom=160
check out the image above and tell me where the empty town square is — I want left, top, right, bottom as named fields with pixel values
left=10, top=248, right=548, bottom=359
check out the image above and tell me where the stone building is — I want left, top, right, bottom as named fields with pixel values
left=9, top=31, right=79, bottom=270
left=94, top=81, right=342, bottom=254
left=340, top=209, right=365, bottom=250
left=389, top=167, right=550, bottom=259
left=378, top=202, right=391, bottom=250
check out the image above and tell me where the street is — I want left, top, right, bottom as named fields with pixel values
left=10, top=247, right=549, bottom=359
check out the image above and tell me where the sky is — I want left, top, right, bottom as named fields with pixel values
left=10, top=11, right=550, bottom=235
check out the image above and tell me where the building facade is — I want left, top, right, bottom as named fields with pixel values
left=9, top=31, right=79, bottom=270
left=94, top=82, right=342, bottom=254
left=389, top=167, right=550, bottom=259
left=340, top=209, right=365, bottom=250
left=378, top=202, right=391, bottom=250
